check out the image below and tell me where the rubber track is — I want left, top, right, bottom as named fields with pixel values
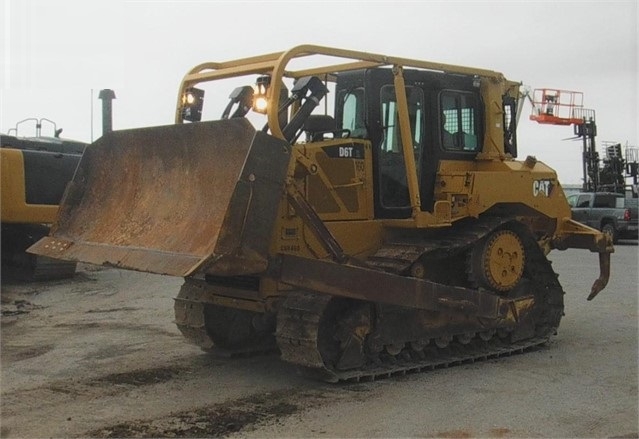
left=276, top=219, right=565, bottom=382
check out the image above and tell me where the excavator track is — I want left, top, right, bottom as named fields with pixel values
left=174, top=278, right=277, bottom=356
left=31, top=256, right=77, bottom=281
left=276, top=218, right=564, bottom=382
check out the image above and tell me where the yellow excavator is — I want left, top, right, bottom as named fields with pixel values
left=1, top=119, right=85, bottom=280
left=30, top=45, right=612, bottom=381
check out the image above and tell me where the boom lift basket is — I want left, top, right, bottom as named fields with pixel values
left=529, top=88, right=594, bottom=125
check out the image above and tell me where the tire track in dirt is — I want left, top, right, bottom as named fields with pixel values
left=1, top=350, right=364, bottom=438
left=1, top=365, right=190, bottom=409
left=3, top=354, right=374, bottom=439
left=87, top=385, right=373, bottom=438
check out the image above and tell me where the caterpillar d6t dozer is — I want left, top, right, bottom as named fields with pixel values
left=30, top=45, right=612, bottom=382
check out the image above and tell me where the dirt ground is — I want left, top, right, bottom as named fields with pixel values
left=1, top=244, right=637, bottom=438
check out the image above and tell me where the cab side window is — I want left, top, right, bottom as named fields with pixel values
left=440, top=91, right=481, bottom=152
left=593, top=194, right=618, bottom=208
left=340, top=88, right=367, bottom=138
left=576, top=195, right=591, bottom=208
left=566, top=194, right=578, bottom=207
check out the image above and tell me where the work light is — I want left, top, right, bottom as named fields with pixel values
left=181, top=87, right=205, bottom=122
left=253, top=76, right=271, bottom=114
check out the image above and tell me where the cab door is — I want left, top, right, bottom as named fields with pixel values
left=352, top=68, right=425, bottom=219
left=336, top=69, right=482, bottom=220
left=419, top=74, right=484, bottom=212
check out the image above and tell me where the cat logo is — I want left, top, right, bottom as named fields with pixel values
left=533, top=179, right=553, bottom=197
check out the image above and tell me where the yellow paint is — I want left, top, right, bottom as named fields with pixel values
left=1, top=149, right=58, bottom=224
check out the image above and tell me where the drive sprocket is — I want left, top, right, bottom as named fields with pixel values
left=468, top=228, right=526, bottom=292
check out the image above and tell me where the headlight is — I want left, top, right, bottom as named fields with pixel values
left=181, top=87, right=205, bottom=122
left=252, top=76, right=271, bottom=114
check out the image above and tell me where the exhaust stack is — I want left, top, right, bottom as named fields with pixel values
left=98, top=89, right=116, bottom=135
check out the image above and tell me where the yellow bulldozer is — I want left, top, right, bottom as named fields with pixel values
left=30, top=45, right=612, bottom=382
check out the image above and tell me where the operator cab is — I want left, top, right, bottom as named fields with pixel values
left=334, top=68, right=484, bottom=219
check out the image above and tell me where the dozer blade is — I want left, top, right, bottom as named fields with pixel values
left=29, top=118, right=291, bottom=277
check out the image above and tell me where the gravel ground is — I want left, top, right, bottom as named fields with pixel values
left=1, top=244, right=637, bottom=438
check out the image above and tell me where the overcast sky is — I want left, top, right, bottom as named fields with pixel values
left=1, top=0, right=637, bottom=184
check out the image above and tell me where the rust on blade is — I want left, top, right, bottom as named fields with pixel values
left=29, top=236, right=202, bottom=276
left=29, top=118, right=290, bottom=277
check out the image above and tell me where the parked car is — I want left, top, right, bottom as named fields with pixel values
left=567, top=192, right=638, bottom=243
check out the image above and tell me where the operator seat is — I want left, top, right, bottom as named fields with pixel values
left=303, top=115, right=350, bottom=142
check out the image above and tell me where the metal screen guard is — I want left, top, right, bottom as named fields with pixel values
left=29, top=118, right=291, bottom=277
